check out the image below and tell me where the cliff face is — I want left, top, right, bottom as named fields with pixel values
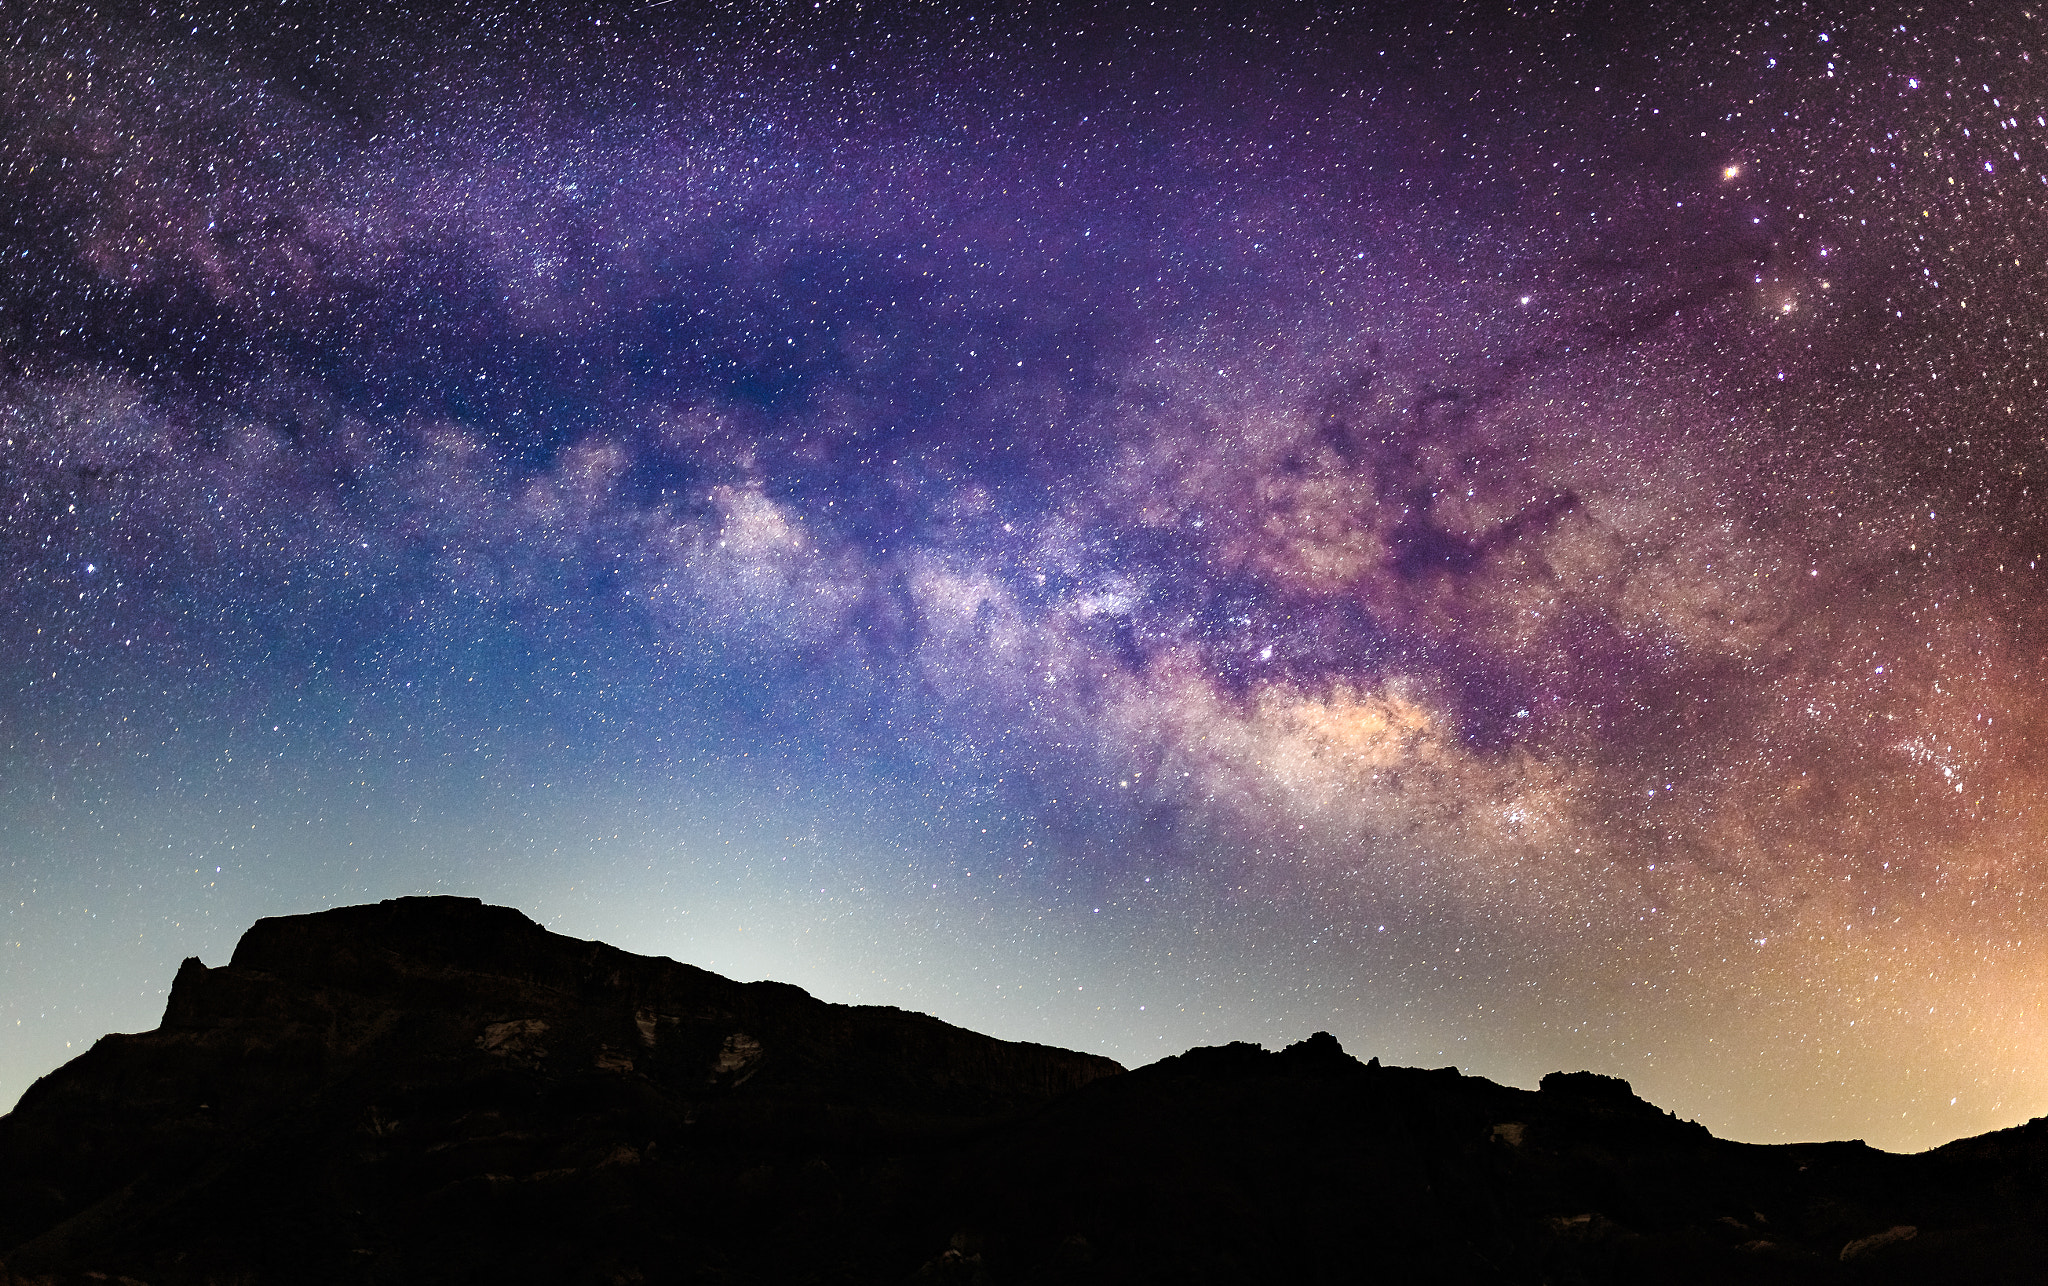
left=2, top=897, right=2046, bottom=1285
left=158, top=896, right=1115, bottom=1116
left=0, top=897, right=1120, bottom=1284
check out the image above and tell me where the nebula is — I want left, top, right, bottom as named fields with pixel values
left=5, top=0, right=2047, bottom=1151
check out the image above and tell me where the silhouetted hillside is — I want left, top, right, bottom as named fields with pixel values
left=1, top=897, right=2042, bottom=1283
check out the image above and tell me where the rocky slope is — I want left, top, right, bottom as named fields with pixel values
left=1, top=897, right=2043, bottom=1284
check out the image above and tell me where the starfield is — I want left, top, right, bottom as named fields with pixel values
left=5, top=0, right=2048, bottom=1159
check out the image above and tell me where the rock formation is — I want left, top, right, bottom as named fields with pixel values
left=1, top=897, right=2044, bottom=1283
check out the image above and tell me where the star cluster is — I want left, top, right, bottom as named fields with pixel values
left=6, top=0, right=2048, bottom=1150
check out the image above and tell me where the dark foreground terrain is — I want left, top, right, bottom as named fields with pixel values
left=3, top=898, right=2044, bottom=1284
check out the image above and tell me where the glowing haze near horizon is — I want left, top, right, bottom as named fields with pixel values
left=5, top=0, right=2048, bottom=1151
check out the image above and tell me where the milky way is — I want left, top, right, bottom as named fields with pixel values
left=6, top=0, right=2048, bottom=1150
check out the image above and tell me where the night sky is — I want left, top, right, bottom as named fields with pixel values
left=6, top=0, right=2048, bottom=1152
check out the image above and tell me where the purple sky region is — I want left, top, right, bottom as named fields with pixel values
left=6, top=0, right=2048, bottom=1151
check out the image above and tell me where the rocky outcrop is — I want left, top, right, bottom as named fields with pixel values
left=3, top=897, right=2047, bottom=1284
left=0, top=897, right=1119, bottom=1284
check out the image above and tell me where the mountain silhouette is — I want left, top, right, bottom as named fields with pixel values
left=1, top=897, right=2042, bottom=1283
